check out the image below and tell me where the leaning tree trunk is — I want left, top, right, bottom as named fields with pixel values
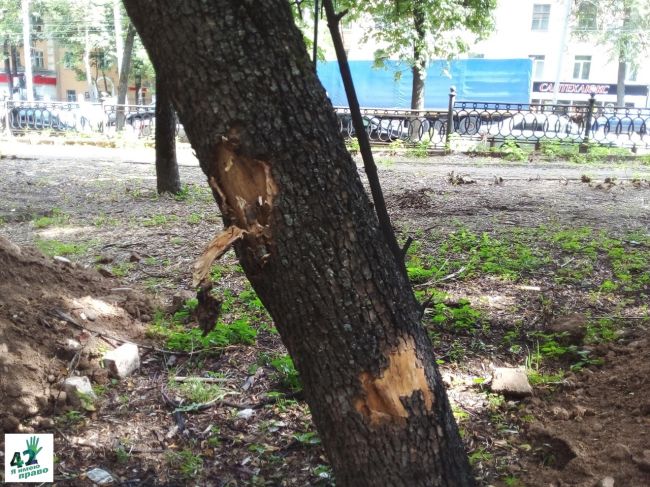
left=3, top=39, right=13, bottom=97
left=154, top=75, right=180, bottom=194
left=123, top=1, right=473, bottom=486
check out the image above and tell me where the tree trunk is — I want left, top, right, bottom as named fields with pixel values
left=83, top=25, right=97, bottom=101
left=154, top=75, right=180, bottom=194
left=116, top=23, right=136, bottom=130
left=410, top=2, right=426, bottom=110
left=616, top=56, right=626, bottom=107
left=3, top=39, right=13, bottom=97
left=123, top=1, right=473, bottom=486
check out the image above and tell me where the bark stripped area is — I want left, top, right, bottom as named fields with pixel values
left=193, top=125, right=278, bottom=286
left=355, top=336, right=434, bottom=426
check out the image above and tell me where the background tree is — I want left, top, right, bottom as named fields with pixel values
left=360, top=0, right=496, bottom=109
left=123, top=0, right=474, bottom=485
left=573, top=0, right=650, bottom=106
left=154, top=74, right=180, bottom=194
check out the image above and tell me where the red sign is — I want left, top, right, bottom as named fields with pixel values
left=0, top=74, right=57, bottom=86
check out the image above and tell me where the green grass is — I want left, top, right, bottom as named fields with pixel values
left=33, top=208, right=70, bottom=228
left=35, top=239, right=90, bottom=257
left=142, top=214, right=177, bottom=227
left=168, top=377, right=232, bottom=405
left=166, top=449, right=202, bottom=480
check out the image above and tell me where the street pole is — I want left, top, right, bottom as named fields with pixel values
left=21, top=0, right=34, bottom=101
left=552, top=0, right=573, bottom=105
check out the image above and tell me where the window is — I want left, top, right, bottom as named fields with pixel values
left=33, top=50, right=44, bottom=69
left=531, top=4, right=551, bottom=31
left=573, top=55, right=591, bottom=80
left=66, top=90, right=77, bottom=102
left=577, top=2, right=597, bottom=31
left=529, top=55, right=545, bottom=79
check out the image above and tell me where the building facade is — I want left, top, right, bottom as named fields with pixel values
left=321, top=0, right=650, bottom=108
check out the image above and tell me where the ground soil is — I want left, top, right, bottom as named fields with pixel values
left=0, top=139, right=649, bottom=486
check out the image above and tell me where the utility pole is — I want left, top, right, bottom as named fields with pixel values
left=552, top=0, right=573, bottom=104
left=21, top=0, right=33, bottom=101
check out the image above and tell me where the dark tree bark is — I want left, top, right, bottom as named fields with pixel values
left=123, top=1, right=473, bottom=485
left=3, top=39, right=14, bottom=97
left=154, top=75, right=180, bottom=194
left=116, top=23, right=137, bottom=131
left=411, top=2, right=426, bottom=110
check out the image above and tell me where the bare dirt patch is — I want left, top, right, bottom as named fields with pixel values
left=0, top=141, right=649, bottom=486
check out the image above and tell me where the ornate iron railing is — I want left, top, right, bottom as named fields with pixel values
left=1, top=100, right=157, bottom=137
left=3, top=94, right=649, bottom=150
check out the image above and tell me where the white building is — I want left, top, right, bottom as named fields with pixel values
left=472, top=0, right=650, bottom=108
left=325, top=0, right=650, bottom=108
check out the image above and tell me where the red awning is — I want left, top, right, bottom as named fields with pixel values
left=0, top=74, right=57, bottom=86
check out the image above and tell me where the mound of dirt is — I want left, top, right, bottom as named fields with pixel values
left=519, top=334, right=650, bottom=486
left=0, top=236, right=154, bottom=430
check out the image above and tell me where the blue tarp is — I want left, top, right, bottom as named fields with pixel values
left=317, top=58, right=533, bottom=109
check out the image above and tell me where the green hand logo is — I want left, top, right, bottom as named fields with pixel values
left=23, top=436, right=43, bottom=466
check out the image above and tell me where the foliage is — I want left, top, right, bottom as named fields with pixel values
left=572, top=0, right=650, bottom=80
left=166, top=449, right=202, bottom=480
left=268, top=354, right=302, bottom=392
left=35, top=238, right=89, bottom=256
left=33, top=208, right=69, bottom=228
left=500, top=139, right=527, bottom=161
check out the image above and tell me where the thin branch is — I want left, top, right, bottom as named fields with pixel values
left=322, top=0, right=407, bottom=280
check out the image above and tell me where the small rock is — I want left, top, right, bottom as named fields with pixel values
left=236, top=408, right=255, bottom=420
left=84, top=309, right=97, bottom=321
left=47, top=374, right=56, bottom=383
left=140, top=314, right=151, bottom=322
left=129, top=252, right=141, bottom=262
left=1, top=415, right=20, bottom=432
left=103, top=343, right=140, bottom=379
left=86, top=467, right=115, bottom=485
left=91, top=368, right=110, bottom=385
left=51, top=391, right=67, bottom=407
left=63, top=376, right=96, bottom=409
left=54, top=255, right=73, bottom=267
left=609, top=443, right=631, bottom=461
left=551, top=406, right=571, bottom=420
left=77, top=357, right=92, bottom=371
left=490, top=367, right=533, bottom=398
left=572, top=405, right=587, bottom=418
left=598, top=477, right=615, bottom=487
left=38, top=417, right=55, bottom=429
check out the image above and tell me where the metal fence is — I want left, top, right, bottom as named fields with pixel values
left=1, top=100, right=157, bottom=137
left=3, top=93, right=649, bottom=150
left=335, top=91, right=650, bottom=151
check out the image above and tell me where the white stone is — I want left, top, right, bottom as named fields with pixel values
left=490, top=367, right=533, bottom=398
left=236, top=408, right=255, bottom=420
left=63, top=376, right=96, bottom=407
left=54, top=256, right=73, bottom=266
left=599, top=477, right=615, bottom=487
left=86, top=467, right=115, bottom=485
left=103, top=343, right=140, bottom=379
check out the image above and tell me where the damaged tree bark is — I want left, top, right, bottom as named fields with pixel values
left=123, top=1, right=473, bottom=485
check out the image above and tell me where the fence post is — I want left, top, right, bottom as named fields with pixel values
left=580, top=92, right=596, bottom=153
left=445, top=86, right=456, bottom=150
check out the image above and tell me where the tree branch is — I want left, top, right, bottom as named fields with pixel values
left=322, top=0, right=407, bottom=279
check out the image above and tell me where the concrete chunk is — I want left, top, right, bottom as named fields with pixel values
left=491, top=367, right=533, bottom=398
left=103, top=343, right=140, bottom=379
left=63, top=376, right=96, bottom=408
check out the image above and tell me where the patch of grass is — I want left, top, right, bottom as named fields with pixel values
left=92, top=213, right=119, bottom=227
left=169, top=377, right=232, bottom=405
left=110, top=262, right=133, bottom=277
left=407, top=140, right=430, bottom=158
left=266, top=354, right=302, bottom=392
left=33, top=208, right=69, bottom=228
left=468, top=447, right=493, bottom=466
left=187, top=212, right=203, bottom=225
left=500, top=139, right=527, bottom=161
left=142, top=214, right=176, bottom=227
left=293, top=431, right=321, bottom=445
left=35, top=239, right=90, bottom=257
left=166, top=449, right=202, bottom=480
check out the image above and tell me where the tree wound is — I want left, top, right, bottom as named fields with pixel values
left=193, top=125, right=278, bottom=286
left=354, top=337, right=434, bottom=426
